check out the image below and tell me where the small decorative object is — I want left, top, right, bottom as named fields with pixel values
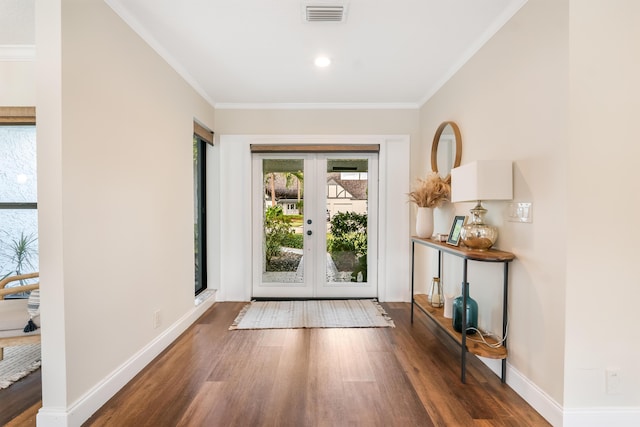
left=436, top=233, right=448, bottom=242
left=428, top=277, right=444, bottom=308
left=408, top=172, right=451, bottom=238
left=23, top=289, right=40, bottom=332
left=451, top=160, right=513, bottom=250
left=415, top=207, right=434, bottom=238
left=446, top=215, right=466, bottom=246
left=443, top=294, right=455, bottom=318
left=452, top=283, right=478, bottom=334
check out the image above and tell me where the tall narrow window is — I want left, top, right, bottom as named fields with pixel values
left=193, top=122, right=213, bottom=295
left=0, top=108, right=38, bottom=288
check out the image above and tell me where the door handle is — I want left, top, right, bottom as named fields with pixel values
left=307, top=230, right=313, bottom=236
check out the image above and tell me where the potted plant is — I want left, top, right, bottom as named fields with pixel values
left=0, top=231, right=38, bottom=299
left=408, top=172, right=451, bottom=238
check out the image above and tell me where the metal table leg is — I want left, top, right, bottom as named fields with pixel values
left=461, top=259, right=468, bottom=383
left=501, top=262, right=509, bottom=383
left=411, top=241, right=415, bottom=323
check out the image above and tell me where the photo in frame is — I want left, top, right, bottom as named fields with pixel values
left=447, top=215, right=466, bottom=246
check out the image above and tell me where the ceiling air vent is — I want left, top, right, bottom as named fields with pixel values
left=306, top=5, right=345, bottom=22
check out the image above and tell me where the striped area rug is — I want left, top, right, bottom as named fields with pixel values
left=229, top=299, right=395, bottom=330
left=0, top=343, right=41, bottom=389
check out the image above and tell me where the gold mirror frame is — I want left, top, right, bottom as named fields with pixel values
left=430, top=121, right=462, bottom=182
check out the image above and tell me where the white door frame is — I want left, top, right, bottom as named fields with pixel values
left=217, top=135, right=410, bottom=303
left=251, top=152, right=378, bottom=299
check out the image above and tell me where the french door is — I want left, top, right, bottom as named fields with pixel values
left=252, top=152, right=378, bottom=298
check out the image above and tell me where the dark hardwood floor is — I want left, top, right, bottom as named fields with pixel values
left=0, top=361, right=41, bottom=426
left=2, top=302, right=551, bottom=426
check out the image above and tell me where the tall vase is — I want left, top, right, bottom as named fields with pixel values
left=452, top=283, right=478, bottom=335
left=416, top=207, right=434, bottom=238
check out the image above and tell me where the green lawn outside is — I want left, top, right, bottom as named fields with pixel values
left=285, top=214, right=303, bottom=228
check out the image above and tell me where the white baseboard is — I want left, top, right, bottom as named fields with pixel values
left=478, top=359, right=640, bottom=427
left=37, top=291, right=217, bottom=427
left=480, top=358, right=640, bottom=427
left=504, top=362, right=564, bottom=426
left=478, top=357, right=562, bottom=425
left=563, top=408, right=640, bottom=427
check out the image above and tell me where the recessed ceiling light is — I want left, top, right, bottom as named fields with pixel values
left=314, top=56, right=331, bottom=67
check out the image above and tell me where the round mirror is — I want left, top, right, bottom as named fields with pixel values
left=431, top=121, right=462, bottom=181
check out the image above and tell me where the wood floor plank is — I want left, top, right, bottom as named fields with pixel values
left=335, top=329, right=377, bottom=382
left=221, top=345, right=282, bottom=426
left=367, top=347, right=434, bottom=426
left=385, top=304, right=476, bottom=426
left=0, top=301, right=548, bottom=427
left=341, top=381, right=391, bottom=427
left=255, top=327, right=288, bottom=347
left=0, top=368, right=41, bottom=426
left=306, top=329, right=349, bottom=426
left=261, top=328, right=312, bottom=426
left=176, top=381, right=226, bottom=427
left=4, top=401, right=40, bottom=427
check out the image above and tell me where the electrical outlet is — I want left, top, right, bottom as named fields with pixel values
left=606, top=368, right=621, bottom=394
left=153, top=310, right=161, bottom=329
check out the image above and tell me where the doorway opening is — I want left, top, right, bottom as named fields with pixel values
left=252, top=150, right=378, bottom=299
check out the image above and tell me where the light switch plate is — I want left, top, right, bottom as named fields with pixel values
left=508, top=202, right=532, bottom=223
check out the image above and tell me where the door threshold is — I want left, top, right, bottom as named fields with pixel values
left=252, top=297, right=377, bottom=301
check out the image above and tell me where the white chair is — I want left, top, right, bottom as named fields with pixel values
left=0, top=272, right=40, bottom=361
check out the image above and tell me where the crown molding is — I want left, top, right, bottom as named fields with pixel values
left=0, top=45, right=36, bottom=61
left=214, top=102, right=420, bottom=110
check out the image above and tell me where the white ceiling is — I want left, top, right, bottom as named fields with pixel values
left=1, top=0, right=527, bottom=108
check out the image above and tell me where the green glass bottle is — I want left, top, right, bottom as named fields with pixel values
left=452, top=283, right=478, bottom=335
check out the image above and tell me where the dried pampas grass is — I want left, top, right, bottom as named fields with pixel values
left=408, top=172, right=451, bottom=208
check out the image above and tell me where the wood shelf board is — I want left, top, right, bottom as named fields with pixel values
left=411, top=237, right=515, bottom=262
left=413, top=294, right=507, bottom=360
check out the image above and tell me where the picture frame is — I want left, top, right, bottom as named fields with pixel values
left=447, top=215, right=466, bottom=246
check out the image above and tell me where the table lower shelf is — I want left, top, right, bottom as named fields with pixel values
left=413, top=294, right=508, bottom=360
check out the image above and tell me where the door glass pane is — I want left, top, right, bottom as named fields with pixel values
left=262, top=159, right=304, bottom=284
left=326, top=159, right=368, bottom=283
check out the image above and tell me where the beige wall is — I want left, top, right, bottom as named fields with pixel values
left=419, top=0, right=568, bottom=406
left=0, top=61, right=35, bottom=105
left=566, top=0, right=640, bottom=411
left=215, top=108, right=419, bottom=137
left=37, top=0, right=215, bottom=417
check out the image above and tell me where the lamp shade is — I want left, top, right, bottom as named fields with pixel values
left=451, top=160, right=513, bottom=203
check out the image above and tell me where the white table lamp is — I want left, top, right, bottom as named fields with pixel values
left=451, top=160, right=512, bottom=250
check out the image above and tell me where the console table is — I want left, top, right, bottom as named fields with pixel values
left=410, top=236, right=515, bottom=383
